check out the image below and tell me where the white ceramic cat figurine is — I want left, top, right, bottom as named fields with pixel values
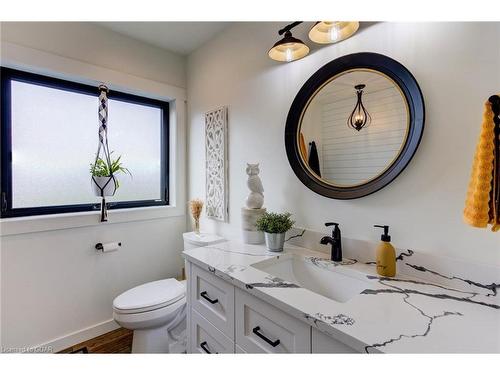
left=245, top=163, right=264, bottom=209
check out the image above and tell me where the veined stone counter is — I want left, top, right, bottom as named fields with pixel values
left=183, top=238, right=500, bottom=353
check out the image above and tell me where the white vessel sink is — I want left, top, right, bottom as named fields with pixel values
left=251, top=254, right=373, bottom=303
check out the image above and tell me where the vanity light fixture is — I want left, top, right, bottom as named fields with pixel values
left=268, top=22, right=310, bottom=62
left=347, top=84, right=371, bottom=131
left=308, top=21, right=359, bottom=44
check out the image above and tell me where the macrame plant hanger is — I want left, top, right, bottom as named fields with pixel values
left=91, top=85, right=117, bottom=222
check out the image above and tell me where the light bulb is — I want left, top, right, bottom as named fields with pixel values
left=329, top=25, right=340, bottom=42
left=285, top=48, right=293, bottom=62
left=354, top=113, right=364, bottom=126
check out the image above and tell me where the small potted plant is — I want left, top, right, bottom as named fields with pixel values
left=256, top=212, right=295, bottom=252
left=90, top=153, right=132, bottom=196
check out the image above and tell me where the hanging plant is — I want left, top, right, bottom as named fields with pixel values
left=90, top=84, right=132, bottom=199
left=90, top=152, right=131, bottom=196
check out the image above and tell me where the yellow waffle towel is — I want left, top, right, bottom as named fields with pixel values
left=464, top=100, right=499, bottom=231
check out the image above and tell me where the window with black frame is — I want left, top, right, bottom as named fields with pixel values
left=0, top=68, right=170, bottom=218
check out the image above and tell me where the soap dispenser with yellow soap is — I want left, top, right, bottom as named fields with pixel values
left=374, top=225, right=396, bottom=277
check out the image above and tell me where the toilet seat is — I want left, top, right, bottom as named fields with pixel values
left=113, top=295, right=186, bottom=331
left=113, top=278, right=185, bottom=314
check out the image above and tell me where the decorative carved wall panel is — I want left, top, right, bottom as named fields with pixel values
left=205, top=107, right=228, bottom=221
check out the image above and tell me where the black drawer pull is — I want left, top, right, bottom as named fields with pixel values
left=252, top=326, right=280, bottom=347
left=200, top=341, right=213, bottom=354
left=200, top=291, right=219, bottom=304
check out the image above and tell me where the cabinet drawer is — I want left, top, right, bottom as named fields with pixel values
left=235, top=288, right=311, bottom=353
left=312, top=328, right=357, bottom=353
left=190, top=264, right=234, bottom=339
left=190, top=309, right=234, bottom=354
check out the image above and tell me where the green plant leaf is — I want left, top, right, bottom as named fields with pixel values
left=90, top=152, right=132, bottom=184
left=255, top=212, right=295, bottom=234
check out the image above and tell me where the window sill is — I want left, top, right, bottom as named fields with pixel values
left=0, top=204, right=185, bottom=236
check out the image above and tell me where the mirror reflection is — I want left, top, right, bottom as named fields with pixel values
left=299, top=69, right=409, bottom=187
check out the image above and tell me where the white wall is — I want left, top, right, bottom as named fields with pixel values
left=0, top=22, right=187, bottom=351
left=1, top=22, right=186, bottom=89
left=187, top=22, right=500, bottom=266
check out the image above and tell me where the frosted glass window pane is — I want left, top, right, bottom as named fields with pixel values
left=10, top=80, right=164, bottom=209
left=106, top=99, right=162, bottom=203
left=11, top=81, right=98, bottom=208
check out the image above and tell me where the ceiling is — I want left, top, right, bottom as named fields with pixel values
left=97, top=22, right=231, bottom=56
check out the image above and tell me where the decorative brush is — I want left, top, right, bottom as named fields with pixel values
left=189, top=199, right=204, bottom=235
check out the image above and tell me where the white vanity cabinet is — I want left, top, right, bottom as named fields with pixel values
left=186, top=262, right=358, bottom=354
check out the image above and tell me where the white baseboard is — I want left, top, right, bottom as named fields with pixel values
left=36, top=319, right=120, bottom=353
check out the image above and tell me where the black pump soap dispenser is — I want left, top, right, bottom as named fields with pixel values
left=374, top=225, right=396, bottom=277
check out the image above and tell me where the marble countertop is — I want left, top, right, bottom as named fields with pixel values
left=183, top=240, right=500, bottom=353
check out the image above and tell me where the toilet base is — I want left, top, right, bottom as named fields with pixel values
left=132, top=326, right=170, bottom=353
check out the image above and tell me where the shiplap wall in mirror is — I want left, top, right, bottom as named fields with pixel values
left=300, top=70, right=408, bottom=186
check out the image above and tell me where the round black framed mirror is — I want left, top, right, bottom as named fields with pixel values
left=285, top=52, right=425, bottom=199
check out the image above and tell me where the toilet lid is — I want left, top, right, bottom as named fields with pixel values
left=113, top=278, right=185, bottom=313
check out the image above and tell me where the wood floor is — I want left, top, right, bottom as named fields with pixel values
left=58, top=328, right=133, bottom=354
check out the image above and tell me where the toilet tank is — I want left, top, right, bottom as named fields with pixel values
left=182, top=232, right=226, bottom=251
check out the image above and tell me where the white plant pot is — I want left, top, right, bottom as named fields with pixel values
left=92, top=176, right=117, bottom=197
left=264, top=232, right=286, bottom=252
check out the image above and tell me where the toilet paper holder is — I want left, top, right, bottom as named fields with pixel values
left=95, top=242, right=122, bottom=252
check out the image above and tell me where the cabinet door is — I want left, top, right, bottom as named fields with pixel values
left=190, top=309, right=234, bottom=354
left=312, top=328, right=357, bottom=353
left=235, top=288, right=311, bottom=353
left=190, top=264, right=235, bottom=339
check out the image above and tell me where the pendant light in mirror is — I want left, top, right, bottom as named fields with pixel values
left=309, top=21, right=359, bottom=44
left=268, top=22, right=309, bottom=62
left=347, top=84, right=371, bottom=131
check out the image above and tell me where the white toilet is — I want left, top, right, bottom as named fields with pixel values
left=112, top=232, right=225, bottom=353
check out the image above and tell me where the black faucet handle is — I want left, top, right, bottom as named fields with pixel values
left=325, top=222, right=339, bottom=227
left=325, top=222, right=341, bottom=239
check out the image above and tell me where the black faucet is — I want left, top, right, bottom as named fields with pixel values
left=320, top=222, right=342, bottom=262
